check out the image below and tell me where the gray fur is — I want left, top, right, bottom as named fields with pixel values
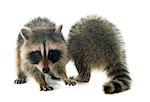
left=17, top=17, right=64, bottom=50
left=25, top=17, right=55, bottom=30
left=15, top=17, right=76, bottom=91
left=68, top=15, right=131, bottom=94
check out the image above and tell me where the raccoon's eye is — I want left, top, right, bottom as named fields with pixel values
left=48, top=50, right=61, bottom=63
left=28, top=51, right=41, bottom=64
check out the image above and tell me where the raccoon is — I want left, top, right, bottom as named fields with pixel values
left=68, top=16, right=131, bottom=94
left=14, top=17, right=76, bottom=91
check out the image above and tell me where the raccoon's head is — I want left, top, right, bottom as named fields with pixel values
left=20, top=25, right=69, bottom=73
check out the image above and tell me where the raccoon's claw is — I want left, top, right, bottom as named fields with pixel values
left=40, top=85, right=54, bottom=91
left=64, top=79, right=76, bottom=86
left=14, top=78, right=26, bottom=84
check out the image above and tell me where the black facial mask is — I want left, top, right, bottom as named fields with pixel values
left=48, top=50, right=61, bottom=63
left=28, top=51, right=42, bottom=64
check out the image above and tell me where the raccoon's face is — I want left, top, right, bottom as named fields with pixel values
left=26, top=43, right=62, bottom=73
left=20, top=25, right=68, bottom=73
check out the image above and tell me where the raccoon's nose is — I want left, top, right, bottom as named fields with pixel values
left=42, top=68, right=50, bottom=73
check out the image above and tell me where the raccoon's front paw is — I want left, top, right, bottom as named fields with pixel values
left=40, top=85, right=54, bottom=91
left=51, top=75, right=61, bottom=80
left=70, top=76, right=89, bottom=82
left=64, top=79, right=76, bottom=86
left=14, top=78, right=26, bottom=84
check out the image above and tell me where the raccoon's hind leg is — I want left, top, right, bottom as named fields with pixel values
left=103, top=63, right=131, bottom=94
left=14, top=50, right=27, bottom=84
left=70, top=61, right=91, bottom=82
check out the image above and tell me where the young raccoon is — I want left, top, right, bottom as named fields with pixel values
left=14, top=17, right=76, bottom=91
left=68, top=16, right=131, bottom=94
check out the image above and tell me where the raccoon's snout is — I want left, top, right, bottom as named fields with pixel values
left=42, top=68, right=50, bottom=73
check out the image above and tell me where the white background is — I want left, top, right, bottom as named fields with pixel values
left=0, top=0, right=150, bottom=101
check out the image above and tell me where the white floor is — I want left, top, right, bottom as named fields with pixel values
left=0, top=0, right=150, bottom=102
left=3, top=63, right=147, bottom=102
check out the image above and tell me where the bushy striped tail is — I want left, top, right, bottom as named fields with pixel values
left=104, top=63, right=131, bottom=94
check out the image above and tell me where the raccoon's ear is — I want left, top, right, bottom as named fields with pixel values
left=20, top=27, right=32, bottom=41
left=54, top=25, right=63, bottom=34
